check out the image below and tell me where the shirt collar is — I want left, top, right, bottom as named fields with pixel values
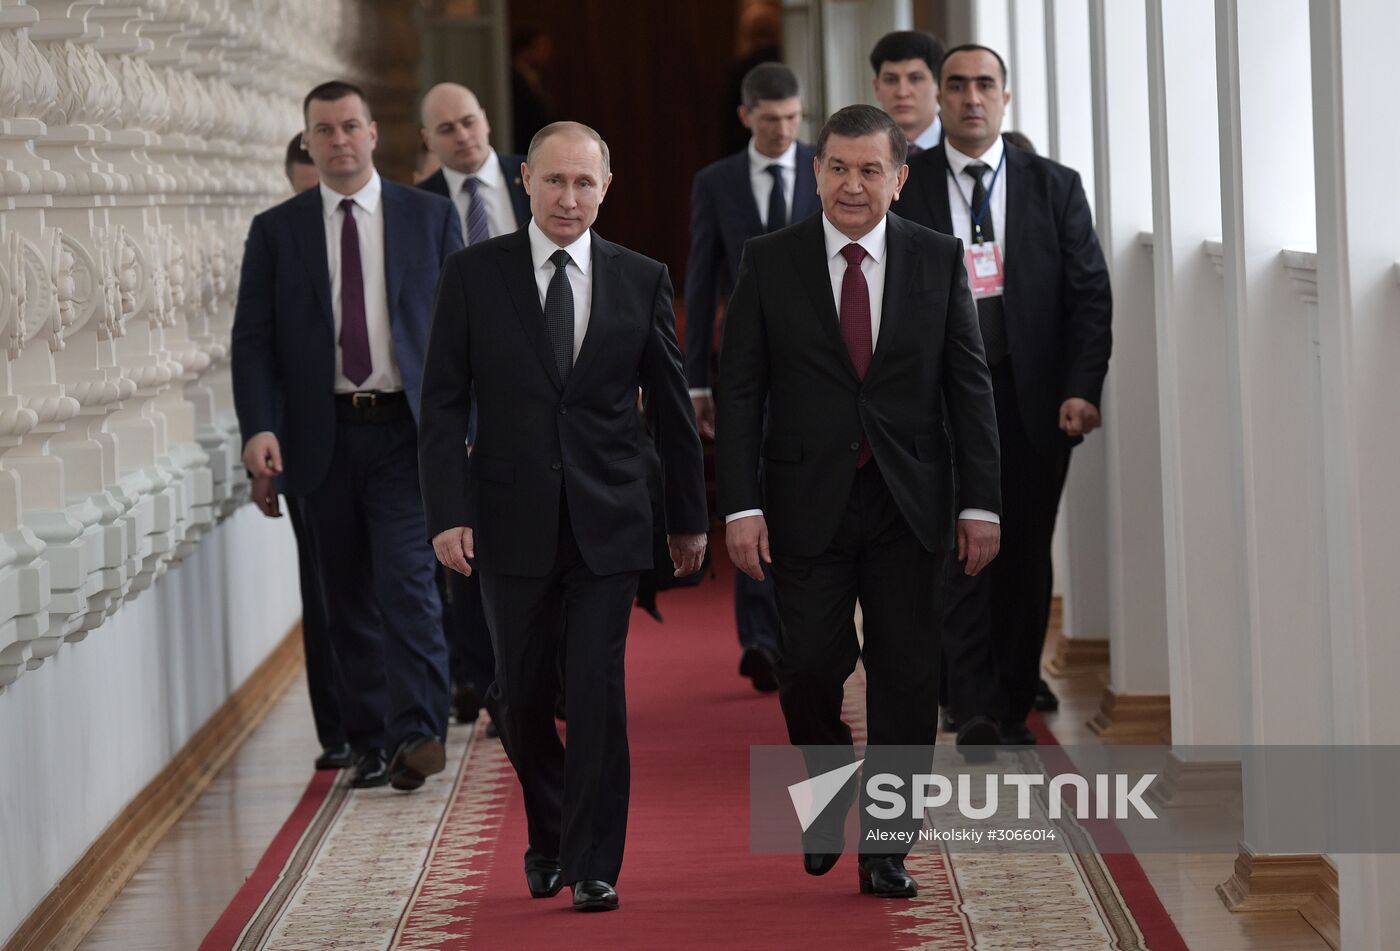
left=748, top=138, right=798, bottom=175
left=321, top=170, right=382, bottom=218
left=821, top=212, right=887, bottom=265
left=944, top=134, right=1005, bottom=180
left=528, top=218, right=592, bottom=275
left=442, top=149, right=502, bottom=195
left=911, top=116, right=943, bottom=152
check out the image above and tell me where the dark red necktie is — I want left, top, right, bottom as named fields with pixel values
left=839, top=242, right=873, bottom=467
left=339, top=198, right=371, bottom=385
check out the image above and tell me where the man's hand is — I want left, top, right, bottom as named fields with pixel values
left=668, top=532, right=707, bottom=577
left=249, top=474, right=281, bottom=518
left=1059, top=398, right=1102, bottom=437
left=691, top=394, right=716, bottom=441
left=242, top=432, right=283, bottom=479
left=957, top=519, right=1001, bottom=576
left=433, top=526, right=475, bottom=576
left=726, top=514, right=770, bottom=582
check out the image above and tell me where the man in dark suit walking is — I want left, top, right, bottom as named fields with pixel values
left=685, top=62, right=819, bottom=693
left=897, top=45, right=1112, bottom=746
left=232, top=81, right=461, bottom=792
left=419, top=122, right=707, bottom=912
left=870, top=31, right=946, bottom=158
left=417, top=81, right=531, bottom=729
left=716, top=105, right=1001, bottom=898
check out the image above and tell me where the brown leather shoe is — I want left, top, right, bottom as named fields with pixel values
left=389, top=735, right=446, bottom=791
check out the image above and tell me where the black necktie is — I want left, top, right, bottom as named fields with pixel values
left=545, top=249, right=575, bottom=383
left=765, top=164, right=787, bottom=233
left=964, top=161, right=1007, bottom=366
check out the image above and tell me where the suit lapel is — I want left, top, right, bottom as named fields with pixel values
left=290, top=190, right=334, bottom=330
left=419, top=168, right=450, bottom=199
left=916, top=146, right=955, bottom=235
left=380, top=181, right=405, bottom=320
left=793, top=144, right=820, bottom=221
left=794, top=216, right=859, bottom=383
left=567, top=231, right=618, bottom=393
left=1001, top=146, right=1029, bottom=288
left=497, top=152, right=530, bottom=230
left=868, top=215, right=914, bottom=382
left=729, top=153, right=764, bottom=235
left=500, top=229, right=564, bottom=391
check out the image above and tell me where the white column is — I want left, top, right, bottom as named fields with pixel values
left=1087, top=0, right=1170, bottom=698
left=1309, top=0, right=1400, bottom=943
left=1007, top=0, right=1050, bottom=148
left=1144, top=0, right=1249, bottom=746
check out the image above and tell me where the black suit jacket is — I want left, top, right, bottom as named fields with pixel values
left=419, top=227, right=708, bottom=578
left=715, top=213, right=1001, bottom=558
left=684, top=143, right=821, bottom=388
left=231, top=180, right=463, bottom=496
left=896, top=143, right=1112, bottom=451
left=417, top=150, right=531, bottom=233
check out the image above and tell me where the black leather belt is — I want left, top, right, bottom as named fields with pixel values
left=334, top=390, right=411, bottom=423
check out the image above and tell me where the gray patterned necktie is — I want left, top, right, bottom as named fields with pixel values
left=544, top=248, right=575, bottom=383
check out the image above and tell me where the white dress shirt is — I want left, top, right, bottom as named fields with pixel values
left=944, top=135, right=1007, bottom=256
left=321, top=171, right=402, bottom=393
left=726, top=211, right=998, bottom=525
left=909, top=116, right=943, bottom=153
left=747, top=138, right=798, bottom=230
left=527, top=219, right=591, bottom=363
left=442, top=149, right=522, bottom=244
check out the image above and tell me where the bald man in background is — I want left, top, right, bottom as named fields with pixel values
left=417, top=83, right=532, bottom=729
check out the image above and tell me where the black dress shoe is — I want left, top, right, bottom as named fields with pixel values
left=859, top=856, right=918, bottom=898
left=955, top=715, right=1000, bottom=763
left=999, top=721, right=1037, bottom=746
left=572, top=880, right=618, bottom=911
left=804, top=851, right=842, bottom=876
left=739, top=647, right=780, bottom=692
left=453, top=685, right=482, bottom=724
left=349, top=749, right=389, bottom=788
left=389, top=735, right=447, bottom=791
left=525, top=859, right=563, bottom=898
left=314, top=742, right=353, bottom=771
left=1034, top=678, right=1061, bottom=712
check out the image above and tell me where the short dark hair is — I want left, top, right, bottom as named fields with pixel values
left=284, top=133, right=313, bottom=172
left=816, top=104, right=907, bottom=169
left=303, top=80, right=371, bottom=122
left=1001, top=130, right=1036, bottom=154
left=740, top=62, right=800, bottom=109
left=938, top=43, right=1009, bottom=86
left=869, top=30, right=945, bottom=76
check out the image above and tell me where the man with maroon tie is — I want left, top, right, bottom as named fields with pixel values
left=232, top=81, right=463, bottom=791
left=715, top=105, right=1001, bottom=898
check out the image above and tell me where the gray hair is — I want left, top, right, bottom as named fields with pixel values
left=815, top=104, right=907, bottom=169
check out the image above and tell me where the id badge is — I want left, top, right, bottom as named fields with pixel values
left=966, top=242, right=1005, bottom=300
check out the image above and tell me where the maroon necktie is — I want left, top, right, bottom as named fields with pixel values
left=839, top=242, right=873, bottom=467
left=339, top=198, right=371, bottom=385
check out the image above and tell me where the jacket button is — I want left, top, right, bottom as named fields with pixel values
left=849, top=441, right=860, bottom=451
left=558, top=405, right=567, bottom=414
left=551, top=461, right=562, bottom=471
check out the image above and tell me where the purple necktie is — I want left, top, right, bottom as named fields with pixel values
left=839, top=242, right=873, bottom=467
left=339, top=198, right=371, bottom=385
left=906, top=142, right=923, bottom=158
left=462, top=176, right=491, bottom=245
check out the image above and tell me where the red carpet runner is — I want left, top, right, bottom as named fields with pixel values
left=204, top=563, right=1188, bottom=950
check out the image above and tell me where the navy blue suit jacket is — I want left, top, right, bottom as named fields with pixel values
left=231, top=178, right=464, bottom=496
left=684, top=142, right=820, bottom=388
left=416, top=151, right=530, bottom=232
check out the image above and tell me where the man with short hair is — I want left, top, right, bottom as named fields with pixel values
left=716, top=104, right=1001, bottom=898
left=233, top=81, right=462, bottom=792
left=284, top=133, right=320, bottom=193
left=685, top=61, right=820, bottom=693
left=417, top=81, right=530, bottom=728
left=869, top=30, right=946, bottom=156
left=419, top=122, right=707, bottom=912
left=418, top=82, right=529, bottom=244
left=898, top=44, right=1112, bottom=747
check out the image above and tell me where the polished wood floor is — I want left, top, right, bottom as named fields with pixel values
left=80, top=638, right=1332, bottom=950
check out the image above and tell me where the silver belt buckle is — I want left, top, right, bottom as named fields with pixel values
left=351, top=391, right=377, bottom=408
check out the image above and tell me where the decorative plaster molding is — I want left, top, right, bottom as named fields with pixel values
left=1137, top=230, right=1155, bottom=249
left=1203, top=237, right=1224, bottom=277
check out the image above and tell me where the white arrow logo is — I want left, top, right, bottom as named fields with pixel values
left=787, top=759, right=863, bottom=832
